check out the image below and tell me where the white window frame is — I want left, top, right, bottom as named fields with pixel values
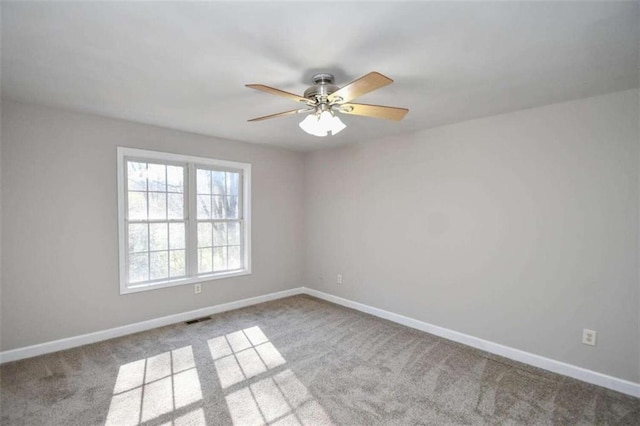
left=117, top=147, right=251, bottom=294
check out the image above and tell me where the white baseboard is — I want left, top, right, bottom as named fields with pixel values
left=0, top=287, right=304, bottom=364
left=303, top=288, right=640, bottom=398
left=2, top=286, right=638, bottom=398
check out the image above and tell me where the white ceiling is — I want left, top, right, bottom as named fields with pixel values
left=2, top=1, right=638, bottom=151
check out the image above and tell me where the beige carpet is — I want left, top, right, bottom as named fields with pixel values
left=1, top=295, right=638, bottom=425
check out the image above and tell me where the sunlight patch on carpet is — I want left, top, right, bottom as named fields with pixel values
left=209, top=326, right=333, bottom=425
left=105, top=345, right=203, bottom=426
left=208, top=326, right=285, bottom=389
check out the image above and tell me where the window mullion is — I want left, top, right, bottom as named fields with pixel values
left=123, top=163, right=131, bottom=287
left=165, top=165, right=170, bottom=278
left=146, top=163, right=151, bottom=282
left=238, top=173, right=244, bottom=269
left=187, top=163, right=198, bottom=277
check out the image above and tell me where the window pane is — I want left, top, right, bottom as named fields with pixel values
left=129, top=223, right=148, bottom=253
left=197, top=169, right=211, bottom=194
left=197, top=195, right=211, bottom=219
left=150, top=223, right=168, bottom=251
left=127, top=162, right=147, bottom=191
left=198, top=248, right=213, bottom=273
left=169, top=223, right=185, bottom=250
left=168, top=193, right=183, bottom=220
left=212, top=196, right=225, bottom=219
left=167, top=166, right=184, bottom=193
left=128, top=192, right=147, bottom=220
left=147, top=164, right=166, bottom=192
left=227, top=222, right=240, bottom=245
left=129, top=253, right=149, bottom=283
left=226, top=172, right=239, bottom=196
left=212, top=171, right=226, bottom=195
left=150, top=251, right=169, bottom=280
left=149, top=192, right=167, bottom=220
left=213, top=223, right=227, bottom=246
left=228, top=246, right=241, bottom=270
left=214, top=247, right=227, bottom=271
left=226, top=196, right=239, bottom=219
left=169, top=250, right=185, bottom=277
left=198, top=222, right=212, bottom=248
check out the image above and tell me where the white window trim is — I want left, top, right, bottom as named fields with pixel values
left=117, top=147, right=252, bottom=295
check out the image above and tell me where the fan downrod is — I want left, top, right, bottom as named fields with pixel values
left=311, top=73, right=335, bottom=85
left=304, top=73, right=339, bottom=101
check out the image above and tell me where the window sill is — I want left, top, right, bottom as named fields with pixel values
left=120, top=269, right=251, bottom=295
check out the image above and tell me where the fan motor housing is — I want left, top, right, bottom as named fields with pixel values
left=304, top=73, right=339, bottom=101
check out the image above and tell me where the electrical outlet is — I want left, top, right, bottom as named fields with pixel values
left=337, top=274, right=343, bottom=284
left=194, top=284, right=202, bottom=294
left=582, top=329, right=597, bottom=346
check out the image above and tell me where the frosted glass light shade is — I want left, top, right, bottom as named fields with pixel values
left=324, top=112, right=346, bottom=135
left=299, top=114, right=327, bottom=137
left=299, top=111, right=346, bottom=137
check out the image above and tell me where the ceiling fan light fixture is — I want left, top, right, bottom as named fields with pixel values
left=299, top=110, right=346, bottom=137
left=299, top=113, right=328, bottom=137
left=247, top=71, right=409, bottom=138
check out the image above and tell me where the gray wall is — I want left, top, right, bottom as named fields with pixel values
left=0, top=100, right=305, bottom=351
left=304, top=90, right=640, bottom=383
left=2, top=90, right=639, bottom=384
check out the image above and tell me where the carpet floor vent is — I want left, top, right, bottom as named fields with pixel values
left=185, top=316, right=212, bottom=324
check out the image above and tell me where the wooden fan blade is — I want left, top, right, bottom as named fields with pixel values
left=328, top=72, right=393, bottom=104
left=245, top=84, right=310, bottom=103
left=248, top=108, right=312, bottom=122
left=338, top=103, right=408, bottom=121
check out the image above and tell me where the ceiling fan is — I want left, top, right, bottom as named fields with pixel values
left=246, top=72, right=409, bottom=137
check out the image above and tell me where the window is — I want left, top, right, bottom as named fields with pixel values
left=118, top=148, right=251, bottom=294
